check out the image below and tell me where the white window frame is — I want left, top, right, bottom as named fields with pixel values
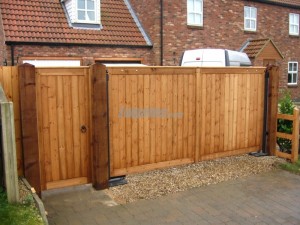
left=77, top=0, right=97, bottom=23
left=187, top=0, right=203, bottom=27
left=289, top=13, right=299, bottom=36
left=244, top=6, right=257, bottom=31
left=288, top=61, right=298, bottom=85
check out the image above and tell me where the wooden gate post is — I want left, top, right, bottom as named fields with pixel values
left=266, top=66, right=280, bottom=156
left=291, top=107, right=299, bottom=162
left=18, top=64, right=41, bottom=195
left=90, top=64, right=109, bottom=190
left=0, top=85, right=20, bottom=203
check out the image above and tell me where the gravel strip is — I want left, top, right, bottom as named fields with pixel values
left=106, top=155, right=285, bottom=204
left=19, top=178, right=33, bottom=204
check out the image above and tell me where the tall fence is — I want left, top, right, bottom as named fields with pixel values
left=0, top=64, right=281, bottom=192
left=0, top=67, right=22, bottom=175
left=106, top=67, right=265, bottom=177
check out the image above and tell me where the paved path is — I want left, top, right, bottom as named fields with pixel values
left=43, top=170, right=300, bottom=225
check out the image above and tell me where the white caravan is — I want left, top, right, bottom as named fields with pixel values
left=180, top=49, right=252, bottom=67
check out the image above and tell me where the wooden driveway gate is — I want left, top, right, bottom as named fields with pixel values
left=106, top=67, right=266, bottom=177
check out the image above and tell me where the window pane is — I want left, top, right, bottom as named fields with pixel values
left=78, top=0, right=85, bottom=9
left=250, top=20, right=255, bottom=29
left=289, top=63, right=292, bottom=71
left=292, top=14, right=296, bottom=24
left=87, top=0, right=94, bottom=10
left=290, top=25, right=294, bottom=33
left=188, top=0, right=193, bottom=12
left=290, top=14, right=294, bottom=23
left=245, top=7, right=250, bottom=17
left=245, top=19, right=250, bottom=28
left=78, top=10, right=85, bottom=20
left=195, top=14, right=201, bottom=24
left=288, top=73, right=292, bottom=83
left=87, top=11, right=95, bottom=21
left=296, top=14, right=299, bottom=24
left=195, top=0, right=201, bottom=12
left=293, top=74, right=297, bottom=83
left=252, top=8, right=257, bottom=18
left=294, top=63, right=298, bottom=71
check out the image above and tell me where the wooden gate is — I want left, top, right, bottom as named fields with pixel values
left=107, top=67, right=266, bottom=177
left=36, top=67, right=91, bottom=190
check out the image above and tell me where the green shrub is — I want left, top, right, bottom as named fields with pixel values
left=277, top=90, right=294, bottom=153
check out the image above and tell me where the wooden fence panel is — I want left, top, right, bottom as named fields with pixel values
left=196, top=68, right=265, bottom=161
left=108, top=68, right=196, bottom=176
left=0, top=67, right=22, bottom=175
left=107, top=67, right=265, bottom=177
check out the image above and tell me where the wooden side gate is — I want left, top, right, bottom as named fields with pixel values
left=35, top=67, right=91, bottom=190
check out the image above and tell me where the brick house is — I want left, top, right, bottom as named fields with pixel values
left=0, top=0, right=153, bottom=66
left=130, top=0, right=300, bottom=101
left=1, top=0, right=300, bottom=100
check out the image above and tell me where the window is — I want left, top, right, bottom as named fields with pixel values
left=187, top=0, right=203, bottom=26
left=77, top=0, right=96, bottom=22
left=244, top=6, right=257, bottom=31
left=289, top=13, right=299, bottom=35
left=288, top=62, right=298, bottom=85
left=62, top=0, right=101, bottom=27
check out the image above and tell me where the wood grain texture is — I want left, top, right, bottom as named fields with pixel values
left=18, top=64, right=41, bottom=194
left=90, top=64, right=108, bottom=189
left=107, top=67, right=266, bottom=177
left=36, top=67, right=91, bottom=190
left=0, top=67, right=23, bottom=175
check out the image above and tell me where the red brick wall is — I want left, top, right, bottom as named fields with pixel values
left=130, top=0, right=300, bottom=100
left=5, top=44, right=154, bottom=66
left=130, top=0, right=162, bottom=65
left=0, top=9, right=7, bottom=66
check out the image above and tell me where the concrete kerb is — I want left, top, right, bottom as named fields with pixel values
left=21, top=177, right=49, bottom=225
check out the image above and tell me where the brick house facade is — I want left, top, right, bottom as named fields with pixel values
left=1, top=0, right=300, bottom=100
left=0, top=0, right=154, bottom=67
left=130, top=0, right=300, bottom=101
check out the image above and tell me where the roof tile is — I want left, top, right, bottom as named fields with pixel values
left=265, top=0, right=300, bottom=6
left=0, top=0, right=150, bottom=46
left=242, top=38, right=270, bottom=58
left=242, top=38, right=284, bottom=59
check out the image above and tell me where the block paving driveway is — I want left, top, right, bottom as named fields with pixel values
left=43, top=170, right=300, bottom=225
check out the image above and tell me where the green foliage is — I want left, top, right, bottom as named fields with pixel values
left=23, top=194, right=34, bottom=206
left=277, top=90, right=295, bottom=152
left=0, top=187, right=44, bottom=225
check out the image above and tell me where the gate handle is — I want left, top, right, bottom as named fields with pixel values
left=80, top=125, right=87, bottom=133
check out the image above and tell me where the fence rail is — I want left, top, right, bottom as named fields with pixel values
left=275, top=107, right=299, bottom=162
